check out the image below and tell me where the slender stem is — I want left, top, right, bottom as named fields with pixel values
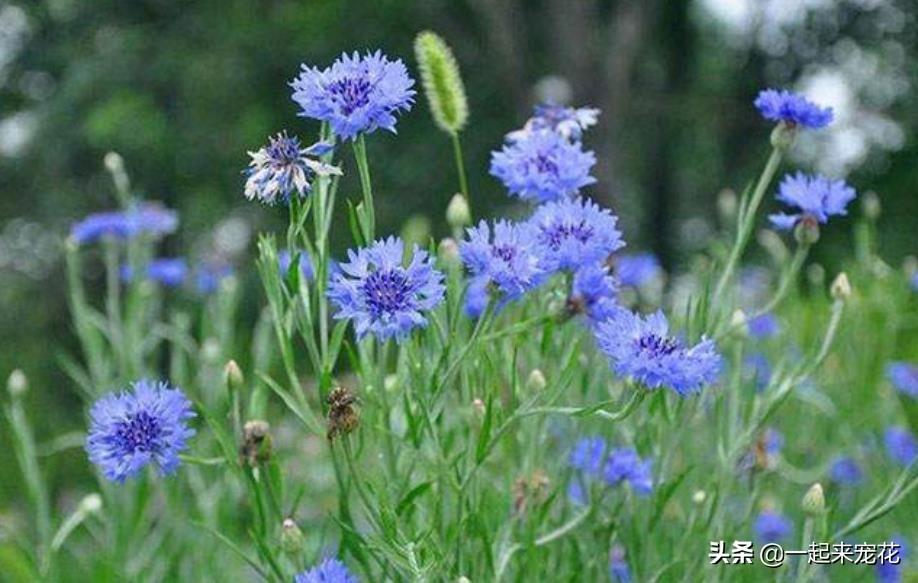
left=352, top=135, right=375, bottom=244
left=451, top=132, right=470, bottom=202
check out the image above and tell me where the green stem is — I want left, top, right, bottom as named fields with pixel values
left=352, top=135, right=375, bottom=244
left=451, top=132, right=470, bottom=202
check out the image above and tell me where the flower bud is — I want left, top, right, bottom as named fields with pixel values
left=438, top=237, right=460, bottom=265
left=830, top=272, right=851, bottom=300
left=472, top=398, right=485, bottom=417
left=770, top=122, right=797, bottom=151
left=692, top=490, right=707, bottom=505
left=717, top=188, right=737, bottom=223
left=730, top=309, right=748, bottom=335
left=201, top=337, right=221, bottom=364
left=78, top=493, right=103, bottom=515
left=446, top=193, right=471, bottom=229
left=794, top=216, right=820, bottom=246
left=801, top=482, right=825, bottom=516
left=863, top=191, right=881, bottom=221
left=7, top=369, right=28, bottom=398
left=526, top=369, right=546, bottom=392
left=103, top=151, right=124, bottom=175
left=224, top=360, right=244, bottom=390
left=240, top=420, right=272, bottom=466
left=281, top=518, right=305, bottom=555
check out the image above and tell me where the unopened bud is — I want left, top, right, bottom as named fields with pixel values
left=446, top=193, right=471, bottom=229
left=794, top=216, right=820, bottom=246
left=281, top=518, right=305, bottom=555
left=692, top=490, right=707, bottom=505
left=326, top=386, right=359, bottom=442
left=526, top=369, right=546, bottom=392
left=731, top=309, right=748, bottom=333
left=384, top=374, right=398, bottom=393
left=472, top=398, right=485, bottom=417
left=224, top=360, right=244, bottom=389
left=830, top=272, right=851, bottom=300
left=78, top=493, right=103, bottom=515
left=863, top=191, right=881, bottom=221
left=717, top=189, right=738, bottom=223
left=241, top=420, right=272, bottom=466
left=801, top=482, right=825, bottom=516
left=103, top=151, right=124, bottom=175
left=438, top=237, right=460, bottom=265
left=7, top=369, right=28, bottom=397
left=770, top=122, right=797, bottom=151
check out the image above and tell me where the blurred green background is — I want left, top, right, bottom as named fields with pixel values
left=0, top=0, right=915, bottom=506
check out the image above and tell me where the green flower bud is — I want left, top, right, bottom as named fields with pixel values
left=526, top=369, right=547, bottom=392
left=414, top=31, right=468, bottom=134
left=794, top=216, right=820, bottom=246
left=7, top=369, right=27, bottom=398
left=281, top=518, right=305, bottom=556
left=224, top=360, right=244, bottom=390
left=802, top=482, right=825, bottom=516
left=770, top=122, right=797, bottom=151
left=830, top=272, right=851, bottom=300
left=446, top=193, right=471, bottom=229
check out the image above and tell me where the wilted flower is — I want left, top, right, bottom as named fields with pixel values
left=121, top=258, right=188, bottom=288
left=328, top=237, right=445, bottom=342
left=240, top=420, right=272, bottom=467
left=603, top=448, right=653, bottom=495
left=829, top=456, right=863, bottom=486
left=747, top=313, right=780, bottom=339
left=512, top=469, right=550, bottom=515
left=294, top=558, right=358, bottom=583
left=506, top=103, right=600, bottom=142
left=528, top=196, right=624, bottom=272
left=291, top=50, right=415, bottom=140
left=754, top=509, right=792, bottom=543
left=86, top=379, right=195, bottom=483
left=490, top=130, right=596, bottom=203
left=768, top=173, right=856, bottom=231
left=754, top=89, right=833, bottom=129
left=71, top=203, right=178, bottom=245
left=595, top=308, right=721, bottom=396
left=884, top=426, right=918, bottom=467
left=278, top=249, right=315, bottom=281
left=326, top=386, right=359, bottom=441
left=614, top=253, right=661, bottom=289
left=243, top=132, right=340, bottom=205
left=887, top=363, right=918, bottom=399
left=569, top=264, right=618, bottom=323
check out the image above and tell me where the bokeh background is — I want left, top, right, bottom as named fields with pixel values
left=0, top=0, right=915, bottom=506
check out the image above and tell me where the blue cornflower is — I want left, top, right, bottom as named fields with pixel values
left=459, top=220, right=546, bottom=317
left=327, top=237, right=444, bottom=343
left=121, top=258, right=188, bottom=288
left=876, top=537, right=907, bottom=583
left=595, top=308, right=722, bottom=396
left=529, top=196, right=624, bottom=272
left=768, top=172, right=857, bottom=231
left=294, top=558, right=358, bottom=583
left=278, top=249, right=315, bottom=281
left=71, top=203, right=178, bottom=245
left=490, top=130, right=596, bottom=203
left=244, top=132, right=340, bottom=205
left=603, top=448, right=653, bottom=495
left=887, top=363, right=918, bottom=399
left=754, top=89, right=834, bottom=129
left=570, top=264, right=619, bottom=323
left=614, top=253, right=661, bottom=289
left=569, top=436, right=606, bottom=476
left=885, top=426, right=918, bottom=467
left=763, top=428, right=783, bottom=457
left=754, top=510, right=792, bottom=543
left=829, top=456, right=863, bottom=486
left=608, top=545, right=632, bottom=583
left=195, top=261, right=234, bottom=295
left=291, top=50, right=415, bottom=140
left=506, top=103, right=600, bottom=143
left=86, top=379, right=195, bottom=483
left=748, top=313, right=780, bottom=339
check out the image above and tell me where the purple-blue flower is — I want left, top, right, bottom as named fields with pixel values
left=569, top=436, right=606, bottom=476
left=769, top=172, right=857, bottom=231
left=603, top=448, right=653, bottom=495
left=570, top=264, right=619, bottom=323
left=595, top=308, right=722, bottom=396
left=609, top=545, right=632, bottom=583
left=875, top=537, right=907, bottom=583
left=328, top=237, right=444, bottom=343
left=829, top=456, right=863, bottom=486
left=885, top=426, right=918, bottom=467
left=244, top=132, right=340, bottom=205
left=614, top=253, right=661, bottom=289
left=528, top=196, right=624, bottom=272
left=71, top=203, right=178, bottom=245
left=291, top=50, right=415, bottom=140
left=195, top=261, right=234, bottom=295
left=748, top=313, right=780, bottom=339
left=86, top=379, right=195, bottom=483
left=754, top=510, right=792, bottom=543
left=506, top=103, right=600, bottom=143
left=278, top=249, right=315, bottom=281
left=754, top=89, right=833, bottom=129
left=294, top=558, right=358, bottom=583
left=490, top=130, right=596, bottom=203
left=459, top=220, right=546, bottom=317
left=887, top=363, right=918, bottom=399
left=763, top=428, right=783, bottom=457
left=121, top=258, right=188, bottom=288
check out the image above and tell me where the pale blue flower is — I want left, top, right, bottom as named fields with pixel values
left=507, top=103, right=600, bottom=142
left=294, top=558, right=358, bottom=583
left=490, top=130, right=596, bottom=203
left=614, top=253, right=661, bottom=288
left=71, top=203, right=178, bottom=245
left=887, top=363, right=918, bottom=399
left=528, top=196, right=624, bottom=272
left=754, top=89, right=833, bottom=129
left=244, top=132, right=340, bottom=205
left=754, top=510, right=792, bottom=543
left=121, top=258, right=188, bottom=288
left=769, top=172, right=856, bottom=231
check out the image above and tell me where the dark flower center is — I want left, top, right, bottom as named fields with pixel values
left=266, top=134, right=302, bottom=166
left=635, top=334, right=679, bottom=357
left=329, top=77, right=373, bottom=115
left=115, top=410, right=161, bottom=453
left=491, top=244, right=517, bottom=263
left=363, top=269, right=411, bottom=317
left=531, top=153, right=558, bottom=176
left=545, top=220, right=594, bottom=249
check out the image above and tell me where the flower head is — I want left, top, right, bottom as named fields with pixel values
left=569, top=264, right=619, bottom=323
left=291, top=50, right=415, bottom=140
left=459, top=220, right=546, bottom=317
left=528, top=196, right=624, bottom=272
left=595, top=308, right=722, bottom=396
left=769, top=172, right=856, bottom=231
left=507, top=103, right=600, bottom=142
left=86, top=379, right=195, bottom=483
left=328, top=237, right=445, bottom=343
left=875, top=537, right=907, bottom=583
left=754, top=89, right=833, bottom=129
left=244, top=132, right=340, bottom=205
left=609, top=545, right=632, bottom=583
left=614, top=253, right=661, bottom=288
left=748, top=313, right=780, bottom=339
left=569, top=436, right=606, bottom=476
left=294, top=558, right=358, bottom=583
left=887, top=362, right=918, bottom=399
left=490, top=130, right=596, bottom=203
left=603, top=447, right=653, bottom=495
left=754, top=510, right=792, bottom=543
left=885, top=426, right=918, bottom=467
left=829, top=456, right=863, bottom=486
left=121, top=258, right=188, bottom=288
left=278, top=249, right=315, bottom=281
left=71, top=203, right=178, bottom=245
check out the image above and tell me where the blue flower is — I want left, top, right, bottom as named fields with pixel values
left=768, top=172, right=857, bottom=231
left=603, top=448, right=653, bottom=495
left=754, top=510, right=792, bottom=543
left=569, top=436, right=606, bottom=476
left=121, top=258, right=188, bottom=288
left=294, top=558, right=358, bottom=583
left=829, top=456, right=863, bottom=486
left=490, top=130, right=596, bottom=203
left=748, top=313, right=780, bottom=339
left=595, top=308, right=722, bottom=396
left=244, top=132, right=341, bottom=205
left=506, top=103, right=600, bottom=142
left=614, top=253, right=661, bottom=288
left=887, top=363, right=918, bottom=399
left=278, top=249, right=315, bottom=281
left=885, top=426, right=918, bottom=467
left=86, top=379, right=195, bottom=483
left=911, top=272, right=918, bottom=293
left=570, top=264, right=619, bottom=323
left=195, top=261, right=234, bottom=295
left=754, top=89, right=833, bottom=129
left=567, top=480, right=587, bottom=506
left=71, top=203, right=178, bottom=245
left=529, top=196, right=624, bottom=272
left=763, top=428, right=783, bottom=457
left=328, top=237, right=445, bottom=343
left=608, top=545, right=632, bottom=583
left=459, top=220, right=546, bottom=317
left=291, top=50, right=415, bottom=140
left=875, top=537, right=907, bottom=583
